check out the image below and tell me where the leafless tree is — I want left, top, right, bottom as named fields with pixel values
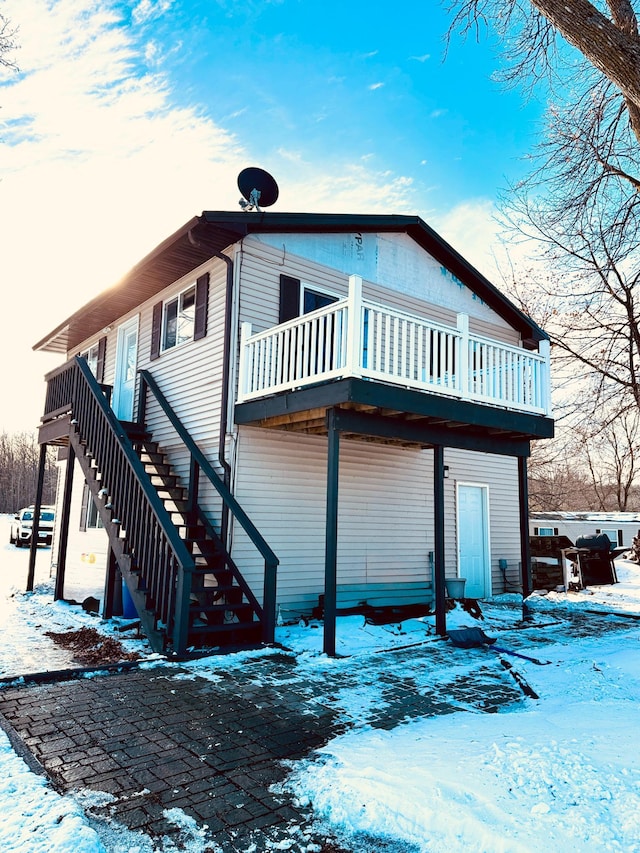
left=0, top=432, right=57, bottom=513
left=0, top=13, right=18, bottom=73
left=448, top=1, right=640, bottom=503
left=571, top=408, right=640, bottom=509
left=447, top=1, right=640, bottom=212
left=528, top=407, right=640, bottom=510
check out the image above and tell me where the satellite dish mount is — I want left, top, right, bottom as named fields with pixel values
left=238, top=167, right=279, bottom=212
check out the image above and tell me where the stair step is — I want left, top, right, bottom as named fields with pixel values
left=122, top=421, right=152, bottom=442
left=190, top=584, right=243, bottom=600
left=191, top=569, right=235, bottom=583
left=143, top=462, right=174, bottom=477
left=149, top=473, right=181, bottom=488
left=155, top=485, right=188, bottom=501
left=191, top=587, right=251, bottom=613
left=187, top=541, right=225, bottom=559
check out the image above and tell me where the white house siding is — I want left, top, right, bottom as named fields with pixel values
left=56, top=234, right=527, bottom=618
left=68, top=255, right=232, bottom=529
left=230, top=427, right=523, bottom=614
left=445, top=449, right=521, bottom=594
left=250, top=232, right=518, bottom=342
left=50, top=457, right=109, bottom=609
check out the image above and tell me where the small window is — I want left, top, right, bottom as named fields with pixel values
left=162, top=284, right=196, bottom=352
left=82, top=489, right=103, bottom=530
left=537, top=527, right=555, bottom=536
left=81, top=343, right=100, bottom=377
left=302, top=286, right=338, bottom=314
left=79, top=337, right=106, bottom=381
left=600, top=529, right=619, bottom=546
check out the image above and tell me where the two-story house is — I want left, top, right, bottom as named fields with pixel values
left=31, top=211, right=554, bottom=657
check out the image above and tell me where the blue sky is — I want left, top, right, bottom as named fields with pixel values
left=0, top=0, right=545, bottom=431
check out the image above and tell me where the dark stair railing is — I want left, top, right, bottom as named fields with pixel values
left=137, top=369, right=279, bottom=644
left=43, top=357, right=196, bottom=655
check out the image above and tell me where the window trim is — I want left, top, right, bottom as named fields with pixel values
left=299, top=283, right=341, bottom=315
left=80, top=484, right=103, bottom=531
left=151, top=273, right=209, bottom=360
left=79, top=336, right=106, bottom=382
left=161, top=282, right=197, bottom=353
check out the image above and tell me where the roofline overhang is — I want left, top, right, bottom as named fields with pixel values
left=34, top=211, right=548, bottom=355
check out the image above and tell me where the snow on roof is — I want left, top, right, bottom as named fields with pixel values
left=530, top=510, right=640, bottom=523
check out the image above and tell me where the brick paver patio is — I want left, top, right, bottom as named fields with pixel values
left=0, top=605, right=633, bottom=851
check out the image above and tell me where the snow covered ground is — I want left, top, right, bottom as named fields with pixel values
left=0, top=514, right=640, bottom=852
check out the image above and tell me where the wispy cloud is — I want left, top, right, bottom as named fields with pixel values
left=283, top=165, right=415, bottom=215
left=0, top=0, right=425, bottom=431
left=132, top=0, right=173, bottom=26
left=429, top=109, right=447, bottom=119
left=361, top=50, right=379, bottom=59
left=0, top=0, right=248, bottom=429
left=276, top=147, right=306, bottom=164
left=410, top=53, right=431, bottom=63
left=369, top=82, right=384, bottom=91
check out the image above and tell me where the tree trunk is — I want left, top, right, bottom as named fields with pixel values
left=532, top=0, right=640, bottom=135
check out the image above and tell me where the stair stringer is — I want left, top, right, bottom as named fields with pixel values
left=68, top=428, right=166, bottom=653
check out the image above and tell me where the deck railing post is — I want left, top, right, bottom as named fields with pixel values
left=238, top=322, right=252, bottom=403
left=262, top=559, right=277, bottom=644
left=188, top=457, right=200, bottom=522
left=345, top=275, right=363, bottom=377
left=539, top=339, right=552, bottom=416
left=173, top=562, right=192, bottom=657
left=456, top=313, right=469, bottom=395
left=137, top=372, right=148, bottom=425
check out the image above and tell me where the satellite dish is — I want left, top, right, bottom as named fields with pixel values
left=238, top=167, right=279, bottom=212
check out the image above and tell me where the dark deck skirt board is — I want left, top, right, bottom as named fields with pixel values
left=235, top=377, right=554, bottom=455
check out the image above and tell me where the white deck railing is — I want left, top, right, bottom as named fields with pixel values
left=238, top=275, right=551, bottom=416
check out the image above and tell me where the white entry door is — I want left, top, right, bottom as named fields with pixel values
left=112, top=317, right=138, bottom=421
left=457, top=484, right=490, bottom=598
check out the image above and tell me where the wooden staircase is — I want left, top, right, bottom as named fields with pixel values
left=128, top=427, right=263, bottom=650
left=41, top=357, right=277, bottom=657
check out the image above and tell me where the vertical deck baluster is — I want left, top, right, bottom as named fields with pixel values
left=274, top=330, right=283, bottom=386
left=281, top=327, right=290, bottom=385
left=392, top=318, right=398, bottom=376
left=329, top=313, right=336, bottom=372
left=295, top=322, right=303, bottom=381
left=409, top=320, right=415, bottom=379
left=373, top=310, right=381, bottom=374
left=257, top=338, right=265, bottom=394
left=302, top=320, right=310, bottom=378
left=487, top=344, right=494, bottom=399
left=310, top=316, right=318, bottom=377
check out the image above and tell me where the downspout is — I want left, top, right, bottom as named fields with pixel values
left=188, top=230, right=233, bottom=544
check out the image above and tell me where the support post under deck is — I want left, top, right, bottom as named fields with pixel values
left=54, top=445, right=76, bottom=601
left=518, top=455, right=532, bottom=601
left=27, top=443, right=48, bottom=592
left=323, top=409, right=340, bottom=657
left=433, top=445, right=447, bottom=636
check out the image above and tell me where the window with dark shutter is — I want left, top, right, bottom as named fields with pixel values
left=279, top=274, right=301, bottom=323
left=150, top=301, right=162, bottom=360
left=194, top=273, right=209, bottom=340
left=80, top=338, right=106, bottom=380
